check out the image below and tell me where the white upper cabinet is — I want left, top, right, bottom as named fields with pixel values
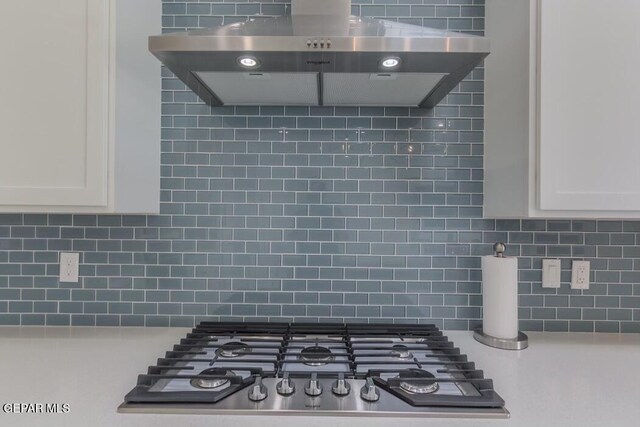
left=485, top=0, right=640, bottom=218
left=0, top=0, right=161, bottom=214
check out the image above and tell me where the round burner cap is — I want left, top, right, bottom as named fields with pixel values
left=216, top=342, right=252, bottom=358
left=298, top=345, right=335, bottom=366
left=398, top=369, right=439, bottom=395
left=191, top=368, right=236, bottom=389
left=390, top=344, right=413, bottom=359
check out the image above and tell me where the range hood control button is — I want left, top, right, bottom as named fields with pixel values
left=313, top=40, right=318, bottom=48
left=307, top=40, right=312, bottom=47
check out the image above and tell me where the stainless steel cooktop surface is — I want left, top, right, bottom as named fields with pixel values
left=118, top=322, right=509, bottom=418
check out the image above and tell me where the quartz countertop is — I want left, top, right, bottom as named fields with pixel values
left=0, top=327, right=638, bottom=427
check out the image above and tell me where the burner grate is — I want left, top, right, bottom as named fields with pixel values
left=122, top=322, right=506, bottom=412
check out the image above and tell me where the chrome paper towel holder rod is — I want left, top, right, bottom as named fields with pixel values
left=474, top=243, right=529, bottom=351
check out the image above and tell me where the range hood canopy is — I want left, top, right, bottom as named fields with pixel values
left=150, top=0, right=490, bottom=107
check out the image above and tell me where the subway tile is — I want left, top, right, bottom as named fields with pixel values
left=0, top=3, right=638, bottom=331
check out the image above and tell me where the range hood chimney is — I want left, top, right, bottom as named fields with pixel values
left=149, top=0, right=490, bottom=107
left=291, top=0, right=351, bottom=37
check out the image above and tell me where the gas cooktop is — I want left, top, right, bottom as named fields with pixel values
left=118, top=322, right=509, bottom=418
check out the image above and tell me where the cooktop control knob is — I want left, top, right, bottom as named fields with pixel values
left=276, top=372, right=295, bottom=396
left=332, top=373, right=351, bottom=396
left=248, top=377, right=268, bottom=402
left=360, top=378, right=380, bottom=402
left=304, top=373, right=323, bottom=397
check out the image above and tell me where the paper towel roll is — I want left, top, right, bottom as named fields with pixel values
left=482, top=255, right=519, bottom=340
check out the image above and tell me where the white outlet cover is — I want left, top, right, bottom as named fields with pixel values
left=571, top=260, right=591, bottom=290
left=542, top=259, right=561, bottom=288
left=60, top=252, right=80, bottom=283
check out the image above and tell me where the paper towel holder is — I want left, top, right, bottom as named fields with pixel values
left=474, top=242, right=529, bottom=351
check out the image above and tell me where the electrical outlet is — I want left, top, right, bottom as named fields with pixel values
left=571, top=260, right=590, bottom=290
left=60, top=252, right=79, bottom=283
left=542, top=259, right=561, bottom=288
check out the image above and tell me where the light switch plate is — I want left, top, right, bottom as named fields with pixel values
left=60, top=252, right=79, bottom=283
left=542, top=259, right=561, bottom=288
left=571, top=260, right=590, bottom=290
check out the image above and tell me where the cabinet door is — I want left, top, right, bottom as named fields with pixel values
left=0, top=0, right=109, bottom=207
left=538, top=0, right=640, bottom=211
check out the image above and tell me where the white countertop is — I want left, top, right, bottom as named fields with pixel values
left=0, top=327, right=638, bottom=427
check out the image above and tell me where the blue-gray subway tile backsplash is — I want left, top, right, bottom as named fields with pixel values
left=0, top=1, right=639, bottom=331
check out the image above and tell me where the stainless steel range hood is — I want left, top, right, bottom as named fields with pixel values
left=150, top=0, right=490, bottom=107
